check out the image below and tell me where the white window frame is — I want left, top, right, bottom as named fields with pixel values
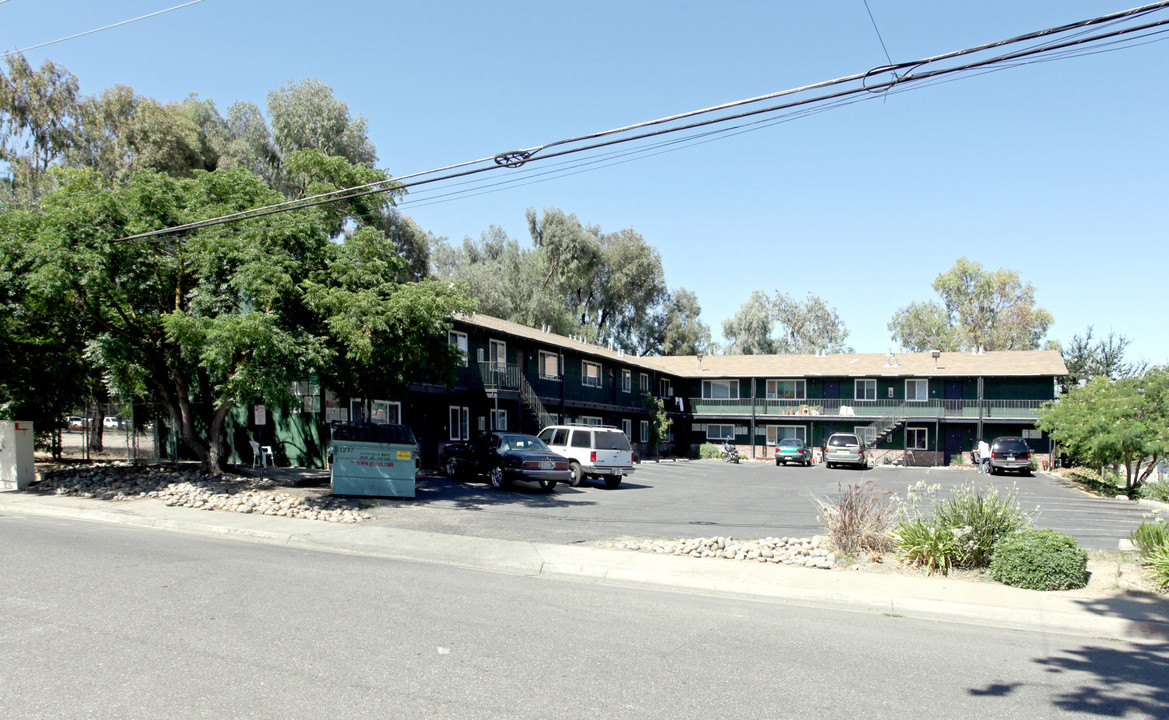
left=660, top=378, right=672, bottom=396
left=489, top=339, right=506, bottom=369
left=578, top=415, right=603, bottom=426
left=905, top=379, right=928, bottom=402
left=640, top=420, right=650, bottom=443
left=702, top=379, right=739, bottom=399
left=855, top=425, right=877, bottom=446
left=371, top=399, right=401, bottom=425
left=448, top=331, right=468, bottom=366
left=621, top=369, right=631, bottom=393
left=582, top=360, right=602, bottom=388
left=767, top=425, right=807, bottom=445
left=449, top=406, right=469, bottom=441
left=490, top=409, right=507, bottom=431
left=621, top=418, right=632, bottom=439
left=706, top=424, right=735, bottom=441
left=639, top=373, right=649, bottom=392
left=766, top=379, right=806, bottom=400
left=855, top=379, right=876, bottom=401
left=906, top=427, right=927, bottom=450
left=539, top=351, right=560, bottom=380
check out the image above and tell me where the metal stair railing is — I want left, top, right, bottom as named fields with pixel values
left=863, top=405, right=906, bottom=445
left=477, top=362, right=555, bottom=429
left=516, top=370, right=556, bottom=429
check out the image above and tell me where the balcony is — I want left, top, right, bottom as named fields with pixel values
left=688, top=397, right=1046, bottom=420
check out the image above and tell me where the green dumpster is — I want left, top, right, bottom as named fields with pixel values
left=329, top=423, right=419, bottom=498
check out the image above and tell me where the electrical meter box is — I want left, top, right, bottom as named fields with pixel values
left=328, top=423, right=419, bottom=498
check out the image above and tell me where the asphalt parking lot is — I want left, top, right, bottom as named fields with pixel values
left=364, top=460, right=1155, bottom=551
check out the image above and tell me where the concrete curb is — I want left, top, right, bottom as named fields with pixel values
left=4, top=492, right=1168, bottom=643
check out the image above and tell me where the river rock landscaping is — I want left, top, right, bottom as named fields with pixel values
left=608, top=535, right=837, bottom=569
left=30, top=463, right=373, bottom=523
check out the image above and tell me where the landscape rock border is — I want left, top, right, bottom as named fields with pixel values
left=31, top=463, right=373, bottom=523
left=608, top=535, right=836, bottom=569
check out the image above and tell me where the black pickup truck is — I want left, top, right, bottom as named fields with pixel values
left=440, top=431, right=570, bottom=491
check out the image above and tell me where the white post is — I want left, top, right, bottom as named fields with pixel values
left=0, top=421, right=35, bottom=491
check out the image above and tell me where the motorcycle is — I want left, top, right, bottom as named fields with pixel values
left=721, top=447, right=740, bottom=464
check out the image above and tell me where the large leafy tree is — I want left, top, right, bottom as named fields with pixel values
left=8, top=160, right=473, bottom=473
left=0, top=54, right=80, bottom=205
left=1037, top=369, right=1169, bottom=490
left=888, top=257, right=1053, bottom=352
left=723, top=291, right=851, bottom=355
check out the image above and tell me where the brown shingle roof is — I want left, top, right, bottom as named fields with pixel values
left=455, top=314, right=1068, bottom=378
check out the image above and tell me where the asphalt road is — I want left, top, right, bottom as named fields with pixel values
left=360, top=461, right=1151, bottom=551
left=3, top=514, right=1166, bottom=720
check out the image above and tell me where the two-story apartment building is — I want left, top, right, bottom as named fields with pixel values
left=230, top=313, right=1068, bottom=469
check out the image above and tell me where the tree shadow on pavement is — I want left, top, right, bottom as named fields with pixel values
left=1073, top=590, right=1169, bottom=635
left=411, top=473, right=599, bottom=511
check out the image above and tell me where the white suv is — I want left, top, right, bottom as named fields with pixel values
left=537, top=425, right=635, bottom=488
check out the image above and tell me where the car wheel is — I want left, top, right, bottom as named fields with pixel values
left=826, top=462, right=834, bottom=469
left=805, top=459, right=812, bottom=467
left=489, top=466, right=506, bottom=489
left=445, top=457, right=460, bottom=480
left=603, top=476, right=621, bottom=489
left=568, top=462, right=584, bottom=487
left=775, top=459, right=781, bottom=466
left=538, top=478, right=557, bottom=491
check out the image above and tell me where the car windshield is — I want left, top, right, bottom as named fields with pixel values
left=595, top=432, right=631, bottom=451
left=993, top=438, right=1029, bottom=453
left=500, top=435, right=551, bottom=452
left=779, top=439, right=802, bottom=448
left=828, top=435, right=859, bottom=447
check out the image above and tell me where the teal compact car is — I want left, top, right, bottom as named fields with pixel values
left=774, top=438, right=812, bottom=466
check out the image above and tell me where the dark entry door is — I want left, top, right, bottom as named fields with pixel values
left=944, top=380, right=963, bottom=416
left=822, top=380, right=839, bottom=404
left=944, top=427, right=964, bottom=465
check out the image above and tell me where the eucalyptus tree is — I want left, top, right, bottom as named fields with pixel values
left=723, top=291, right=849, bottom=355
left=888, top=257, right=1053, bottom=352
left=0, top=54, right=80, bottom=205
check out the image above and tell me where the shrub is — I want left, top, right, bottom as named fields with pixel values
left=816, top=481, right=897, bottom=554
left=1130, top=521, right=1169, bottom=559
left=697, top=443, right=722, bottom=460
left=1138, top=480, right=1169, bottom=503
left=894, top=518, right=960, bottom=574
left=1146, top=544, right=1169, bottom=592
left=931, top=483, right=1034, bottom=568
left=989, top=529, right=1089, bottom=591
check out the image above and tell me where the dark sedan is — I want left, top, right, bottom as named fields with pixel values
left=441, top=432, right=570, bottom=491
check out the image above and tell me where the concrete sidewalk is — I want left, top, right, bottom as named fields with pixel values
left=3, top=490, right=1167, bottom=643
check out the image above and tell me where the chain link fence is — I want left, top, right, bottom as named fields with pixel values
left=44, top=402, right=171, bottom=464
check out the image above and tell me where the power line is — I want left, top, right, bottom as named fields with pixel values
left=1, top=1, right=207, bottom=59
left=114, top=1, right=1169, bottom=242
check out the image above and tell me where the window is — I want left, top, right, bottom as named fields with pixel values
left=766, top=379, right=806, bottom=400
left=489, top=339, right=506, bottom=369
left=448, top=331, right=468, bottom=366
left=490, top=409, right=507, bottom=431
left=767, top=425, right=807, bottom=445
left=621, top=418, right=632, bottom=438
left=578, top=415, right=602, bottom=426
left=621, top=369, right=631, bottom=393
left=907, top=427, right=927, bottom=450
left=371, top=400, right=400, bottom=425
left=702, top=380, right=739, bottom=399
left=639, top=373, right=649, bottom=392
left=449, top=406, right=469, bottom=441
left=855, top=426, right=876, bottom=445
left=570, top=429, right=592, bottom=448
left=855, top=379, right=876, bottom=401
left=539, top=351, right=560, bottom=380
left=349, top=397, right=366, bottom=423
left=660, top=378, right=672, bottom=396
left=582, top=360, right=602, bottom=388
left=706, top=424, right=734, bottom=441
left=640, top=420, right=650, bottom=443
left=906, top=379, right=928, bottom=402
left=1022, top=428, right=1042, bottom=439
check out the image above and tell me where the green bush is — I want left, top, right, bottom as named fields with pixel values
left=1146, top=544, right=1169, bottom=592
left=989, top=529, right=1088, bottom=591
left=1130, top=521, right=1169, bottom=559
left=1138, top=480, right=1169, bottom=503
left=698, top=443, right=722, bottom=460
left=894, top=518, right=960, bottom=574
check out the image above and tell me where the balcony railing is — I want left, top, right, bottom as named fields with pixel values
left=689, top=397, right=1045, bottom=420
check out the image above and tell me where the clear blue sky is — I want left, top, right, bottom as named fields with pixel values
left=6, top=1, right=1167, bottom=362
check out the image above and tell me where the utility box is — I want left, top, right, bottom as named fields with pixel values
left=328, top=422, right=419, bottom=498
left=0, top=421, right=35, bottom=491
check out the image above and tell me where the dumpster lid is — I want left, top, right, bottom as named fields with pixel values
left=330, top=422, right=416, bottom=445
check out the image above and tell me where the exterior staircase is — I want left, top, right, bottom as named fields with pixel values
left=477, top=362, right=556, bottom=433
left=864, top=407, right=906, bottom=445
